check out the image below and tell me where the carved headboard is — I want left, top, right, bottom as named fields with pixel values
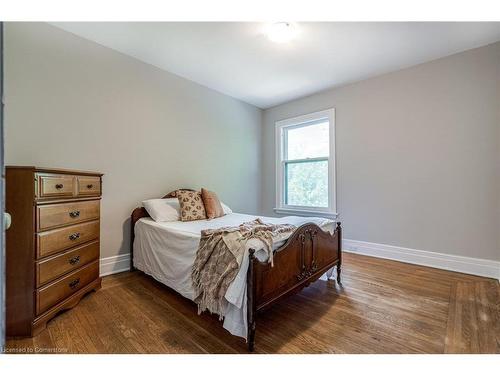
left=129, top=189, right=195, bottom=269
left=160, top=189, right=196, bottom=199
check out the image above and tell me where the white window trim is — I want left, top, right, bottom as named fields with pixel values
left=274, top=108, right=337, bottom=219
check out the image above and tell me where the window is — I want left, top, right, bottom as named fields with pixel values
left=275, top=109, right=336, bottom=218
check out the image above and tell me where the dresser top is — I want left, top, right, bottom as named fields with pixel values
left=6, top=166, right=103, bottom=177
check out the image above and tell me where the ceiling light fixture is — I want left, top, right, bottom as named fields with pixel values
left=267, top=22, right=298, bottom=43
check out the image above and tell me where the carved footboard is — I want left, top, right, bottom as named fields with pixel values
left=247, top=221, right=342, bottom=351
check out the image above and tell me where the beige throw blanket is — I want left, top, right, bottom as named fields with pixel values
left=191, top=218, right=296, bottom=318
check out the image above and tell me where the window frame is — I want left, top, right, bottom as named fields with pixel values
left=274, top=108, right=337, bottom=218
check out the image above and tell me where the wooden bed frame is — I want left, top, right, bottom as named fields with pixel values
left=130, top=190, right=342, bottom=352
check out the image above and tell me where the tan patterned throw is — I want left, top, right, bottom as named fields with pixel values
left=191, top=219, right=296, bottom=318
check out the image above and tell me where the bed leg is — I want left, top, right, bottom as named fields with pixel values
left=248, top=321, right=256, bottom=352
left=247, top=248, right=256, bottom=352
left=336, top=221, right=342, bottom=285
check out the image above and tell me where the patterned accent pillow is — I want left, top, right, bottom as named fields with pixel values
left=177, top=190, right=207, bottom=221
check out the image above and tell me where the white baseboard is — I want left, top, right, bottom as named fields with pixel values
left=98, top=241, right=500, bottom=281
left=343, top=239, right=500, bottom=280
left=99, top=253, right=131, bottom=277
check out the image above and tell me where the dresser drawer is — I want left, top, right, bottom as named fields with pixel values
left=36, top=260, right=99, bottom=315
left=37, top=200, right=100, bottom=231
left=37, top=173, right=75, bottom=198
left=37, top=220, right=100, bottom=258
left=36, top=241, right=99, bottom=287
left=77, top=176, right=101, bottom=196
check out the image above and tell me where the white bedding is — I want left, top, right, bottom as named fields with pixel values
left=133, top=212, right=335, bottom=340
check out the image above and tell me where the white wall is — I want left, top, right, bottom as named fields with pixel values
left=4, top=23, right=263, bottom=259
left=5, top=22, right=500, bottom=265
left=262, top=42, right=500, bottom=261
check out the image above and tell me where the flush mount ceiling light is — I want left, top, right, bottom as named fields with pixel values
left=266, top=22, right=298, bottom=43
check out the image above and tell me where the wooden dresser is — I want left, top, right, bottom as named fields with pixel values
left=6, top=166, right=103, bottom=337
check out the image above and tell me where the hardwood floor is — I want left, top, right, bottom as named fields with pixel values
left=6, top=253, right=499, bottom=353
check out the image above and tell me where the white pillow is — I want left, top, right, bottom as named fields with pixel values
left=221, top=202, right=232, bottom=215
left=142, top=198, right=180, bottom=222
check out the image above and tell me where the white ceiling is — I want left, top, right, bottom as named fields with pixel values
left=51, top=22, right=500, bottom=109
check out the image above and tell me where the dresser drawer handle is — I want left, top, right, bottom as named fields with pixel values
left=69, top=210, right=81, bottom=218
left=86, top=184, right=94, bottom=189
left=69, top=255, right=81, bottom=265
left=68, top=278, right=80, bottom=289
left=55, top=183, right=64, bottom=189
left=68, top=232, right=81, bottom=241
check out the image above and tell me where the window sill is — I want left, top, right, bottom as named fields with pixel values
left=273, top=208, right=338, bottom=219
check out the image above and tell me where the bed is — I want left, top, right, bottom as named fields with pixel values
left=130, top=190, right=342, bottom=351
